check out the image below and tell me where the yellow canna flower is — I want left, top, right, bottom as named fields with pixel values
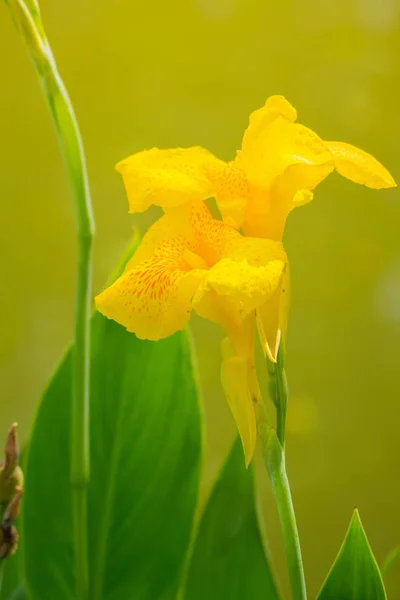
left=116, top=95, right=396, bottom=241
left=96, top=202, right=287, bottom=464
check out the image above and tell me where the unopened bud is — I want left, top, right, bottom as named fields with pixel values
left=0, top=424, right=24, bottom=505
left=4, top=423, right=19, bottom=476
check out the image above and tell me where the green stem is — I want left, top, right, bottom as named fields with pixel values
left=263, top=344, right=306, bottom=599
left=275, top=347, right=288, bottom=447
left=46, top=60, right=93, bottom=600
left=73, top=489, right=89, bottom=599
left=4, top=3, right=95, bottom=598
left=262, top=429, right=307, bottom=600
left=267, top=344, right=288, bottom=447
left=49, top=63, right=93, bottom=600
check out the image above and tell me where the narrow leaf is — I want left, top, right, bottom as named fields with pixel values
left=23, top=316, right=202, bottom=600
left=317, top=509, right=387, bottom=600
left=183, top=437, right=280, bottom=600
left=381, top=546, right=400, bottom=577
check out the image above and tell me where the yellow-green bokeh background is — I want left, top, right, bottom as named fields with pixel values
left=1, top=0, right=400, bottom=596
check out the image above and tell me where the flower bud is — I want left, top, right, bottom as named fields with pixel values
left=0, top=424, right=24, bottom=505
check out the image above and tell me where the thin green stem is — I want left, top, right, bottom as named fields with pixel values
left=275, top=347, right=288, bottom=447
left=46, top=58, right=94, bottom=600
left=262, top=344, right=306, bottom=599
left=267, top=344, right=288, bottom=447
left=73, top=490, right=89, bottom=599
left=49, top=63, right=93, bottom=600
left=0, top=561, right=4, bottom=595
left=4, top=3, right=95, bottom=599
left=266, top=435, right=307, bottom=600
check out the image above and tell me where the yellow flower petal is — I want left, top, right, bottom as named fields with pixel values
left=293, top=189, right=314, bottom=207
left=221, top=337, right=257, bottom=466
left=172, top=201, right=243, bottom=266
left=205, top=160, right=250, bottom=229
left=223, top=232, right=287, bottom=264
left=195, top=258, right=285, bottom=322
left=254, top=161, right=334, bottom=239
left=116, top=147, right=253, bottom=227
left=116, top=147, right=220, bottom=213
left=236, top=95, right=335, bottom=239
left=244, top=95, right=297, bottom=144
left=257, top=266, right=290, bottom=362
left=95, top=213, right=206, bottom=340
left=193, top=236, right=287, bottom=327
left=239, top=96, right=333, bottom=190
left=325, top=141, right=397, bottom=189
left=95, top=202, right=248, bottom=340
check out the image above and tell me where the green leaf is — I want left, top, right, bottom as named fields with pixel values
left=182, top=438, right=280, bottom=600
left=317, top=509, right=387, bottom=600
left=381, top=546, right=400, bottom=577
left=6, top=586, right=27, bottom=600
left=0, top=556, right=23, bottom=600
left=23, top=317, right=202, bottom=600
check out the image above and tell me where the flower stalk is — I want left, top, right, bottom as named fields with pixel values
left=263, top=430, right=307, bottom=600
left=4, top=2, right=95, bottom=599
left=267, top=344, right=288, bottom=447
left=261, top=346, right=306, bottom=600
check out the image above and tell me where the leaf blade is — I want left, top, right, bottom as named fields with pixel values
left=23, top=316, right=202, bottom=600
left=317, top=509, right=387, bottom=600
left=183, top=438, right=280, bottom=600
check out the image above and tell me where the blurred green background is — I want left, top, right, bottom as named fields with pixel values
left=1, top=0, right=399, bottom=596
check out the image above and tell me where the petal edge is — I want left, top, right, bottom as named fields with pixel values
left=326, top=141, right=396, bottom=189
left=116, top=147, right=220, bottom=213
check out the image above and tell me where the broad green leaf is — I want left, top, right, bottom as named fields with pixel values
left=23, top=316, right=202, bottom=600
left=317, top=509, right=387, bottom=600
left=6, top=586, right=26, bottom=600
left=0, top=555, right=23, bottom=600
left=182, top=438, right=280, bottom=600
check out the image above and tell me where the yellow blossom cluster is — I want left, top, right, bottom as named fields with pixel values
left=96, top=96, right=395, bottom=464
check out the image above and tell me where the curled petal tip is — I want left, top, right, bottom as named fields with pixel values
left=266, top=349, right=277, bottom=363
left=265, top=329, right=281, bottom=363
left=387, top=175, right=397, bottom=188
left=326, top=141, right=397, bottom=190
left=115, top=159, right=126, bottom=173
left=293, top=189, right=314, bottom=207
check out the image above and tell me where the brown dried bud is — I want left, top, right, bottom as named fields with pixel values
left=3, top=487, right=23, bottom=523
left=0, top=488, right=23, bottom=558
left=0, top=524, right=19, bottom=558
